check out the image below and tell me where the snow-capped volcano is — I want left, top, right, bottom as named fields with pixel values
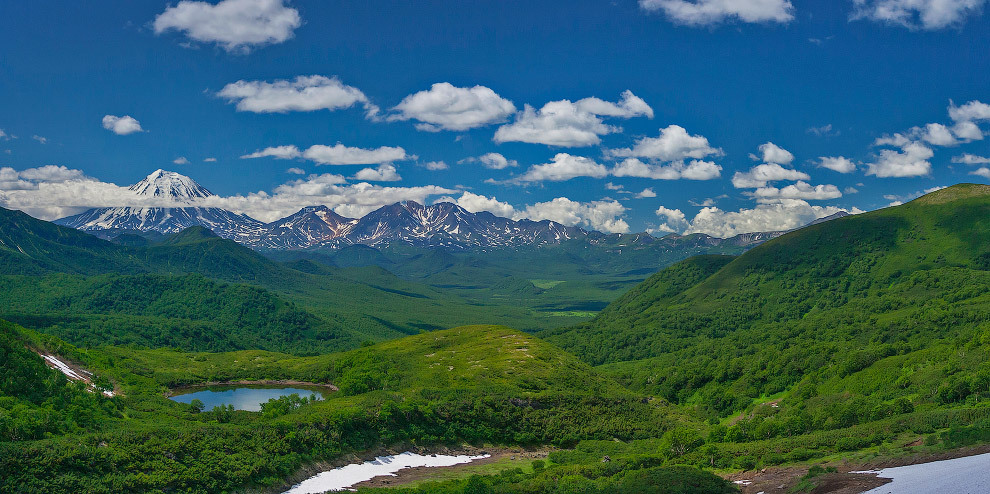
left=127, top=169, right=213, bottom=199
left=55, top=170, right=265, bottom=239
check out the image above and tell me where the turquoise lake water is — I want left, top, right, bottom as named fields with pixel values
left=168, top=386, right=325, bottom=412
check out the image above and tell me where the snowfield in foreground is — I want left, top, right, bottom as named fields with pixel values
left=283, top=452, right=489, bottom=493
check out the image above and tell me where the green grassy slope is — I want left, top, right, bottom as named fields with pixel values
left=0, top=207, right=145, bottom=275
left=104, top=325, right=645, bottom=404
left=0, top=320, right=120, bottom=441
left=542, top=184, right=990, bottom=427
left=0, top=322, right=683, bottom=493
left=0, top=273, right=355, bottom=353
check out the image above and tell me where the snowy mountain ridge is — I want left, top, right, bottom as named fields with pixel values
left=53, top=170, right=818, bottom=251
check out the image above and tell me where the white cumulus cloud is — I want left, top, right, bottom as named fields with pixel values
left=655, top=200, right=853, bottom=237
left=0, top=167, right=155, bottom=219
left=949, top=100, right=990, bottom=123
left=241, top=145, right=302, bottom=160
left=102, top=115, right=143, bottom=135
left=851, top=0, right=987, bottom=30
left=732, top=163, right=810, bottom=188
left=241, top=144, right=408, bottom=165
left=390, top=83, right=516, bottom=131
left=952, top=153, right=990, bottom=164
left=952, top=121, right=984, bottom=141
left=864, top=99, right=988, bottom=179
left=218, top=75, right=378, bottom=117
left=750, top=181, right=843, bottom=202
left=210, top=176, right=455, bottom=220
left=608, top=125, right=722, bottom=162
left=516, top=197, right=630, bottom=233
left=818, top=156, right=857, bottom=173
left=460, top=152, right=519, bottom=169
left=640, top=0, right=795, bottom=25
left=689, top=200, right=851, bottom=237
left=865, top=141, right=934, bottom=177
left=807, top=124, right=838, bottom=136
left=303, top=144, right=407, bottom=165
left=611, top=158, right=721, bottom=180
left=422, top=161, right=448, bottom=171
left=654, top=205, right=689, bottom=233
left=918, top=123, right=959, bottom=146
left=153, top=0, right=301, bottom=52
left=493, top=91, right=653, bottom=147
left=513, top=153, right=609, bottom=183
left=438, top=191, right=516, bottom=218
left=752, top=141, right=794, bottom=164
left=876, top=101, right=986, bottom=151
left=352, top=164, right=401, bottom=182
left=15, top=165, right=87, bottom=183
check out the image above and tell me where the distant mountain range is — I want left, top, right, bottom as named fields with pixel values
left=54, top=169, right=846, bottom=252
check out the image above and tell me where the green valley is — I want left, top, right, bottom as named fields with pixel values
left=6, top=185, right=990, bottom=492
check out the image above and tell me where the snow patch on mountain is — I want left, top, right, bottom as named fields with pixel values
left=54, top=170, right=845, bottom=251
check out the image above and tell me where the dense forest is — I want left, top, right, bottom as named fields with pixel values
left=0, top=207, right=612, bottom=348
left=0, top=323, right=699, bottom=492
left=543, top=184, right=990, bottom=445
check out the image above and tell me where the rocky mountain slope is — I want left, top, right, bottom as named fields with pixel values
left=53, top=170, right=840, bottom=252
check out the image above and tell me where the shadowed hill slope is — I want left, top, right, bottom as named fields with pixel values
left=542, top=184, right=990, bottom=422
left=0, top=208, right=599, bottom=351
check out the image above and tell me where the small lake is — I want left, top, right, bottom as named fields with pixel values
left=169, top=386, right=326, bottom=412
left=283, top=452, right=490, bottom=493
left=857, top=452, right=990, bottom=494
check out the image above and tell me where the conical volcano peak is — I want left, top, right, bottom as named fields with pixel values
left=128, top=169, right=213, bottom=199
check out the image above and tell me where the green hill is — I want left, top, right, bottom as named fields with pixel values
left=0, top=208, right=597, bottom=350
left=0, top=207, right=145, bottom=275
left=0, top=320, right=120, bottom=441
left=0, top=323, right=687, bottom=493
left=0, top=273, right=354, bottom=353
left=543, top=183, right=990, bottom=429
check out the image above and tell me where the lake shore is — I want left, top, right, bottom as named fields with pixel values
left=164, top=380, right=339, bottom=397
left=727, top=443, right=990, bottom=494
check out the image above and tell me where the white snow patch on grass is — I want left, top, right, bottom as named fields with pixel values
left=283, top=452, right=489, bottom=493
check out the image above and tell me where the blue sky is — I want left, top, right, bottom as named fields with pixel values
left=1, top=0, right=989, bottom=236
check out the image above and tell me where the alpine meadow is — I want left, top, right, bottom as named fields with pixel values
left=3, top=1, right=990, bottom=493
